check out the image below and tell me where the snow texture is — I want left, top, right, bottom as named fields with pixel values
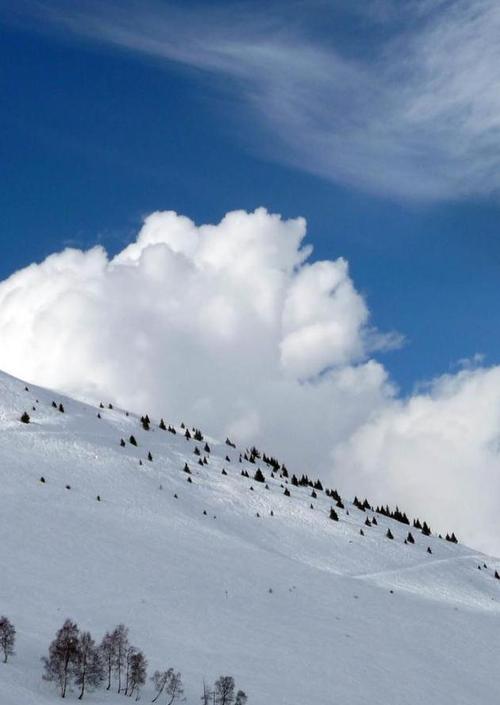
left=0, top=369, right=499, bottom=704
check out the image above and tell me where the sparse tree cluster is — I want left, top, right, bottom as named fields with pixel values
left=42, top=621, right=147, bottom=700
left=39, top=617, right=249, bottom=703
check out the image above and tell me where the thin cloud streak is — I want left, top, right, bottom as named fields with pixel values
left=4, top=0, right=500, bottom=201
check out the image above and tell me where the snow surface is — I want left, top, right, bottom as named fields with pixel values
left=0, top=369, right=499, bottom=704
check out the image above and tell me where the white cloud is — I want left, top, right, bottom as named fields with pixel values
left=1, top=206, right=500, bottom=553
left=333, top=366, right=500, bottom=554
left=0, top=207, right=394, bottom=466
left=7, top=0, right=500, bottom=200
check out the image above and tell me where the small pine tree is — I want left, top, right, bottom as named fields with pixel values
left=147, top=452, right=153, bottom=462
left=159, top=418, right=167, bottom=430
left=254, top=469, right=265, bottom=483
left=58, top=403, right=65, bottom=413
left=407, top=532, right=415, bottom=544
left=386, top=528, right=394, bottom=540
left=364, top=517, right=371, bottom=527
left=0, top=616, right=15, bottom=663
left=20, top=411, right=30, bottom=423
left=427, top=546, right=432, bottom=554
left=421, top=522, right=431, bottom=536
left=120, top=439, right=126, bottom=447
left=283, top=488, right=290, bottom=497
left=129, top=435, right=138, bottom=447
left=329, top=507, right=339, bottom=521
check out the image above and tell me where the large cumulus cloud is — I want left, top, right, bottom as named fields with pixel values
left=0, top=208, right=394, bottom=467
left=2, top=207, right=500, bottom=553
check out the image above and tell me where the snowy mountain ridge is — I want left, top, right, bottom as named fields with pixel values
left=1, top=368, right=500, bottom=705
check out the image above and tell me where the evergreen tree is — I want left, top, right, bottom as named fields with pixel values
left=0, top=616, right=15, bottom=663
left=386, top=528, right=394, bottom=540
left=159, top=418, right=167, bottom=430
left=329, top=507, right=339, bottom=521
left=129, top=435, right=138, bottom=446
left=254, top=469, right=265, bottom=483
left=406, top=532, right=415, bottom=544
left=20, top=411, right=30, bottom=423
left=421, top=522, right=432, bottom=536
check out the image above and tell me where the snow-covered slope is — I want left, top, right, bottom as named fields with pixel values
left=1, top=369, right=500, bottom=704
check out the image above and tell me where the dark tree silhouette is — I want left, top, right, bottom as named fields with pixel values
left=111, top=624, right=129, bottom=693
left=214, top=675, right=235, bottom=705
left=151, top=668, right=184, bottom=704
left=235, top=691, right=248, bottom=705
left=42, top=619, right=81, bottom=698
left=20, top=411, right=30, bottom=424
left=74, top=631, right=103, bottom=700
left=128, top=650, right=147, bottom=699
left=0, top=616, right=15, bottom=663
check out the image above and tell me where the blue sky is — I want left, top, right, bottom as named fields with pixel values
left=2, top=0, right=500, bottom=395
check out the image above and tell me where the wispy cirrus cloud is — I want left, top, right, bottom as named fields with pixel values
left=4, top=0, right=500, bottom=201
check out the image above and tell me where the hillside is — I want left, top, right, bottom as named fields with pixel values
left=0, top=369, right=499, bottom=704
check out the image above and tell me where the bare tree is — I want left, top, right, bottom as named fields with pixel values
left=235, top=690, right=247, bottom=705
left=112, top=624, right=129, bottom=693
left=74, top=631, right=103, bottom=700
left=128, top=650, right=147, bottom=700
left=0, top=616, right=15, bottom=663
left=200, top=680, right=212, bottom=705
left=151, top=668, right=184, bottom=704
left=42, top=619, right=81, bottom=698
left=99, top=631, right=116, bottom=690
left=124, top=645, right=138, bottom=696
left=214, top=676, right=235, bottom=705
